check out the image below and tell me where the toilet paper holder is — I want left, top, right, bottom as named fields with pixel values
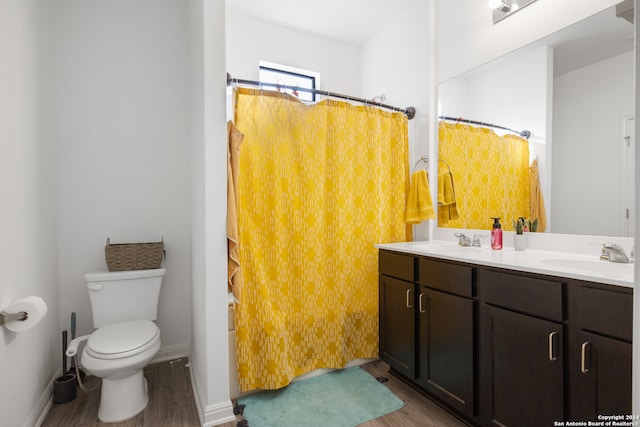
left=0, top=310, right=28, bottom=326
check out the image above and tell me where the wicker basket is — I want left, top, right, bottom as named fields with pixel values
left=105, top=238, right=165, bottom=272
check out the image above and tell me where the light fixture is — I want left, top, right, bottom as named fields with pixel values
left=489, top=0, right=511, bottom=13
left=490, top=0, right=537, bottom=24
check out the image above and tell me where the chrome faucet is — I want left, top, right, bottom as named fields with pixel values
left=600, top=243, right=634, bottom=263
left=454, top=233, right=485, bottom=247
left=472, top=235, right=485, bottom=247
left=454, top=233, right=471, bottom=246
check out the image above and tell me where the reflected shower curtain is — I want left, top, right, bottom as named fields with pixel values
left=438, top=122, right=529, bottom=230
left=233, top=88, right=411, bottom=392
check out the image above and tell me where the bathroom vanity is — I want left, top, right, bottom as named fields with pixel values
left=377, top=241, right=633, bottom=427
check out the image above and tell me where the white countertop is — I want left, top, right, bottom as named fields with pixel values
left=375, top=240, right=634, bottom=288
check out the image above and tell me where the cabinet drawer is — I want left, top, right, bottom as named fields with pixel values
left=568, top=282, right=632, bottom=342
left=417, top=257, right=474, bottom=297
left=481, top=269, right=563, bottom=321
left=379, top=250, right=414, bottom=282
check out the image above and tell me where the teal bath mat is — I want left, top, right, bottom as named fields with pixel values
left=237, top=366, right=404, bottom=427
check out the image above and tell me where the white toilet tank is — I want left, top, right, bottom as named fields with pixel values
left=84, top=268, right=166, bottom=328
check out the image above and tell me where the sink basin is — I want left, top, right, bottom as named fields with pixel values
left=540, top=258, right=634, bottom=275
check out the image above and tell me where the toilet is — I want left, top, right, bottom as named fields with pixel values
left=66, top=268, right=166, bottom=423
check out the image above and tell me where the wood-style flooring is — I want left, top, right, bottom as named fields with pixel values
left=42, top=358, right=200, bottom=427
left=42, top=358, right=469, bottom=427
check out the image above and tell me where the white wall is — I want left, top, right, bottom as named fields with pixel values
left=361, top=1, right=431, bottom=240
left=226, top=11, right=361, bottom=96
left=439, top=45, right=549, bottom=136
left=188, top=0, right=207, bottom=423
left=465, top=47, right=549, bottom=139
left=190, top=1, right=235, bottom=425
left=55, top=0, right=192, bottom=358
left=0, top=1, right=59, bottom=426
left=553, top=51, right=634, bottom=236
left=435, top=0, right=619, bottom=83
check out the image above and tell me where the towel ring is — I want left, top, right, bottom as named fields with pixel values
left=414, top=155, right=429, bottom=169
left=438, top=158, right=451, bottom=172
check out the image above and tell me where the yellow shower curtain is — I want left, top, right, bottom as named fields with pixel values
left=438, top=122, right=530, bottom=230
left=233, top=88, right=411, bottom=392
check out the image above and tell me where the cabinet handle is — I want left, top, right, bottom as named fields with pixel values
left=419, top=293, right=427, bottom=313
left=548, top=332, right=558, bottom=361
left=581, top=342, right=591, bottom=374
left=406, top=289, right=413, bottom=308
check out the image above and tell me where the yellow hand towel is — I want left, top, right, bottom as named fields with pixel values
left=438, top=171, right=459, bottom=224
left=406, top=170, right=436, bottom=224
left=529, top=158, right=547, bottom=232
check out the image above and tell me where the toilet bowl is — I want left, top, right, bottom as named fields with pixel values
left=66, top=268, right=165, bottom=423
left=80, top=320, right=161, bottom=422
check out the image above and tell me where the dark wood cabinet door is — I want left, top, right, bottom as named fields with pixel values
left=481, top=305, right=563, bottom=427
left=379, top=275, right=415, bottom=379
left=568, top=329, right=632, bottom=420
left=417, top=286, right=475, bottom=419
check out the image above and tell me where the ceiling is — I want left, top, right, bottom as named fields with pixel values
left=225, top=0, right=422, bottom=45
left=551, top=6, right=634, bottom=76
left=226, top=1, right=634, bottom=76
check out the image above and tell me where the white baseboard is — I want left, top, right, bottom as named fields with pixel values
left=201, top=400, right=236, bottom=427
left=152, top=343, right=190, bottom=363
left=24, top=371, right=58, bottom=427
left=189, top=358, right=236, bottom=427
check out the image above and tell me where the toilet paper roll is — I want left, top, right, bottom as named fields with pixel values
left=3, top=296, right=48, bottom=332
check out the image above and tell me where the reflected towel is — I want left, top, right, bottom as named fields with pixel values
left=406, top=170, right=435, bottom=224
left=438, top=171, right=459, bottom=224
left=529, top=158, right=547, bottom=232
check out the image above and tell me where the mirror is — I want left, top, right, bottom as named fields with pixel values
left=437, top=5, right=635, bottom=237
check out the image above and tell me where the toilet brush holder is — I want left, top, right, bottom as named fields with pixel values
left=53, top=374, right=77, bottom=404
left=54, top=329, right=76, bottom=404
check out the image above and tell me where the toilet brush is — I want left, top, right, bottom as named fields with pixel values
left=62, top=330, right=68, bottom=379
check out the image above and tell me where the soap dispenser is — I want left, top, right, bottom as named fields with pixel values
left=491, top=217, right=503, bottom=250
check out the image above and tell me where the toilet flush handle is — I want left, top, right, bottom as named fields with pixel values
left=87, top=283, right=103, bottom=292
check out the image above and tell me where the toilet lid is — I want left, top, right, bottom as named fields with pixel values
left=87, top=320, right=159, bottom=360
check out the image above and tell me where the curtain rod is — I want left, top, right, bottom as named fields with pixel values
left=227, top=73, right=415, bottom=120
left=438, top=115, right=531, bottom=139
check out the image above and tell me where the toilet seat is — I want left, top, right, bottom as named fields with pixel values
left=87, top=320, right=159, bottom=360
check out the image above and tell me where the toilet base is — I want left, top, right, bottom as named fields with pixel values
left=98, top=370, right=148, bottom=423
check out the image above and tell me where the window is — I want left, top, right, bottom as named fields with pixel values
left=259, top=61, right=320, bottom=102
